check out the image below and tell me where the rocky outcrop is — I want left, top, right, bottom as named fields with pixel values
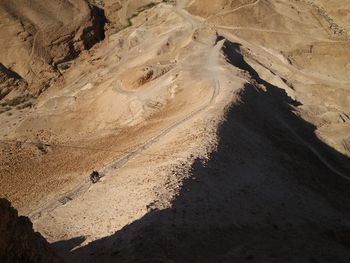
left=102, top=0, right=163, bottom=34
left=0, top=198, right=62, bottom=263
left=0, top=0, right=106, bottom=95
left=0, top=63, right=28, bottom=101
left=0, top=63, right=34, bottom=114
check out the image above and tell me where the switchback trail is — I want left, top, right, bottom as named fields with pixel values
left=29, top=3, right=225, bottom=221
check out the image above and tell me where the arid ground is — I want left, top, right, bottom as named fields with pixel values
left=1, top=0, right=350, bottom=262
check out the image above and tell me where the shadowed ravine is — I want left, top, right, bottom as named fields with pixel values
left=53, top=40, right=350, bottom=263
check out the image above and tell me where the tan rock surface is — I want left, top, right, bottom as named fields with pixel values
left=0, top=0, right=349, bottom=262
left=0, top=0, right=105, bottom=95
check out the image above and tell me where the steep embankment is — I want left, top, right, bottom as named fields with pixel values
left=0, top=0, right=349, bottom=262
left=0, top=198, right=62, bottom=263
left=0, top=0, right=105, bottom=96
left=53, top=38, right=350, bottom=263
left=188, top=0, right=350, bottom=157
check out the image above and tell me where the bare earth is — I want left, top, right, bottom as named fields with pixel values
left=0, top=0, right=350, bottom=262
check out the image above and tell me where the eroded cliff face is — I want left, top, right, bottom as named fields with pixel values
left=97, top=0, right=164, bottom=33
left=0, top=0, right=164, bottom=100
left=186, top=0, right=350, bottom=158
left=0, top=0, right=105, bottom=96
left=0, top=64, right=28, bottom=100
left=0, top=1, right=350, bottom=262
left=0, top=198, right=62, bottom=263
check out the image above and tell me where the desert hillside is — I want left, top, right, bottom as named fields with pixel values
left=0, top=0, right=105, bottom=95
left=0, top=0, right=350, bottom=262
left=0, top=198, right=62, bottom=262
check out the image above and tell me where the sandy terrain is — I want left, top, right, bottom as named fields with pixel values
left=0, top=0, right=350, bottom=262
left=0, top=0, right=105, bottom=95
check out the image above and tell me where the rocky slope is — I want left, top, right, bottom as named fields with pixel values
left=0, top=0, right=350, bottom=262
left=0, top=0, right=105, bottom=96
left=188, top=0, right=350, bottom=157
left=0, top=198, right=62, bottom=263
left=0, top=63, right=29, bottom=107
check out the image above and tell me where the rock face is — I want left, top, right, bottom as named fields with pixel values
left=102, top=0, right=163, bottom=33
left=0, top=0, right=163, bottom=97
left=0, top=0, right=105, bottom=95
left=0, top=1, right=350, bottom=262
left=0, top=198, right=62, bottom=263
left=0, top=63, right=28, bottom=101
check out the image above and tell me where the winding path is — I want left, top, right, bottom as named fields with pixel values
left=29, top=2, right=224, bottom=221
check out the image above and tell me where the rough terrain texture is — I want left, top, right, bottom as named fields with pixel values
left=0, top=0, right=350, bottom=262
left=0, top=0, right=105, bottom=96
left=0, top=198, right=62, bottom=263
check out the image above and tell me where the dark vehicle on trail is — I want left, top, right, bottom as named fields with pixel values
left=90, top=171, right=101, bottom=183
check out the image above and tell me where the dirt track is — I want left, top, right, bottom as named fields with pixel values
left=29, top=25, right=225, bottom=221
left=1, top=0, right=350, bottom=262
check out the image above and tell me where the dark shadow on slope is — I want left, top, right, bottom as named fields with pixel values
left=83, top=5, right=107, bottom=49
left=221, top=40, right=350, bottom=188
left=54, top=5, right=107, bottom=66
left=55, top=39, right=350, bottom=263
left=51, top=236, right=86, bottom=260
left=0, top=63, right=26, bottom=81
